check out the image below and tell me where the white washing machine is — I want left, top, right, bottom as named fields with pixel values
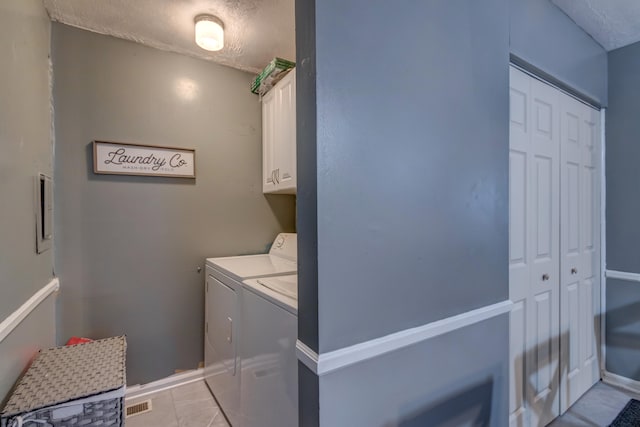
left=204, top=233, right=297, bottom=426
left=240, top=274, right=298, bottom=427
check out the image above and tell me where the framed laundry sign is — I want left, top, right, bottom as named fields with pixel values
left=93, top=141, right=196, bottom=178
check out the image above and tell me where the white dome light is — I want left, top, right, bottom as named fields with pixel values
left=194, top=14, right=224, bottom=52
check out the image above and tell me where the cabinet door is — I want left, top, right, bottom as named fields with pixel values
left=272, top=71, right=297, bottom=193
left=262, top=89, right=277, bottom=192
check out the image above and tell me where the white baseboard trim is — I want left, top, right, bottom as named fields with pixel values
left=605, top=270, right=640, bottom=283
left=602, top=370, right=640, bottom=394
left=0, top=277, right=60, bottom=343
left=126, top=368, right=204, bottom=401
left=297, top=299, right=513, bottom=376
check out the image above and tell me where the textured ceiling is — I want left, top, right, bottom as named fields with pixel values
left=552, top=0, right=640, bottom=51
left=43, top=0, right=295, bottom=74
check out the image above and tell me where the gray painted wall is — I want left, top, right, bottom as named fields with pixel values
left=605, top=41, right=640, bottom=381
left=52, top=24, right=296, bottom=385
left=297, top=0, right=510, bottom=423
left=295, top=0, right=321, bottom=416
left=298, top=363, right=319, bottom=427
left=320, top=315, right=509, bottom=427
left=0, top=0, right=55, bottom=401
left=296, top=0, right=319, bottom=355
left=296, top=0, right=606, bottom=424
left=606, top=41, right=640, bottom=274
left=606, top=279, right=640, bottom=381
left=0, top=0, right=53, bottom=320
left=315, top=0, right=509, bottom=353
left=0, top=295, right=56, bottom=405
left=510, top=0, right=608, bottom=106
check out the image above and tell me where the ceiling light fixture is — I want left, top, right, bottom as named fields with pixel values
left=194, top=14, right=224, bottom=52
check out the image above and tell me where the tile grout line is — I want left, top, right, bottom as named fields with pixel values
left=169, top=385, right=182, bottom=427
left=171, top=381, right=227, bottom=427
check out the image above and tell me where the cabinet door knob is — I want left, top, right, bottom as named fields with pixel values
left=542, top=274, right=550, bottom=281
left=571, top=268, right=578, bottom=275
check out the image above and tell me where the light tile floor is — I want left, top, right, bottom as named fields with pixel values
left=125, top=379, right=638, bottom=427
left=125, top=380, right=229, bottom=427
left=548, top=381, right=640, bottom=427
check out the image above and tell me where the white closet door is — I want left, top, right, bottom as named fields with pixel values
left=527, top=75, right=562, bottom=427
left=509, top=67, right=561, bottom=427
left=509, top=66, right=530, bottom=427
left=559, top=95, right=601, bottom=412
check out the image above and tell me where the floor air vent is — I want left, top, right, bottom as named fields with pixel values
left=125, top=399, right=152, bottom=418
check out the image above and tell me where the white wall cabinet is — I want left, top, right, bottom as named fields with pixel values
left=262, top=70, right=296, bottom=194
left=509, top=66, right=601, bottom=427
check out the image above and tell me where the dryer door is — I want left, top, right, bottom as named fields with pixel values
left=205, top=275, right=240, bottom=425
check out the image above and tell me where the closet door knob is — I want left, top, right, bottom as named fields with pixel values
left=571, top=268, right=578, bottom=275
left=542, top=274, right=550, bottom=281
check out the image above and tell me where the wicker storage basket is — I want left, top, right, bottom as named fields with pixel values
left=0, top=336, right=126, bottom=427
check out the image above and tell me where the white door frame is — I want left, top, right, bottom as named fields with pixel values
left=596, top=104, right=606, bottom=394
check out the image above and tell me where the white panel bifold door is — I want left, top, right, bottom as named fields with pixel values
left=509, top=67, right=561, bottom=427
left=508, top=66, right=601, bottom=427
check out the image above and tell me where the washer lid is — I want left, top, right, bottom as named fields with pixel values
left=244, top=274, right=298, bottom=314
left=256, top=275, right=297, bottom=300
left=206, top=254, right=297, bottom=280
